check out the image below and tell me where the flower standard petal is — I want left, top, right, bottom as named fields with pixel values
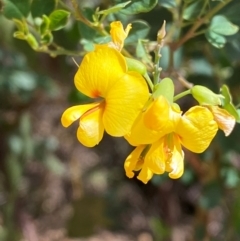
left=61, top=103, right=99, bottom=127
left=144, top=96, right=171, bottom=131
left=207, top=105, right=235, bottom=136
left=125, top=112, right=161, bottom=146
left=103, top=71, right=149, bottom=136
left=176, top=106, right=218, bottom=153
left=143, top=96, right=181, bottom=135
left=77, top=105, right=104, bottom=147
left=74, top=45, right=127, bottom=98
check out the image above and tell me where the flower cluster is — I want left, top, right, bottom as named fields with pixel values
left=61, top=21, right=237, bottom=184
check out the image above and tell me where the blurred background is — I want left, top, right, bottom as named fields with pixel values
left=1, top=0, right=240, bottom=240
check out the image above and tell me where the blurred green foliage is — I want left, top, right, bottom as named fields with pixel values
left=1, top=0, right=240, bottom=240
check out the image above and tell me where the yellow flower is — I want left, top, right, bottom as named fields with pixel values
left=124, top=96, right=218, bottom=183
left=61, top=45, right=149, bottom=147
left=109, top=21, right=132, bottom=51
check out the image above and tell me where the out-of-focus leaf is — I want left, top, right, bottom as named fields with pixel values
left=158, top=0, right=177, bottom=9
left=26, top=33, right=39, bottom=50
left=125, top=21, right=150, bottom=44
left=189, top=58, right=213, bottom=76
left=8, top=135, right=23, bottom=154
left=31, top=0, right=56, bottom=18
left=209, top=15, right=239, bottom=36
left=206, top=15, right=239, bottom=48
left=150, top=217, right=170, bottom=240
left=44, top=154, right=65, bottom=176
left=49, top=10, right=70, bottom=31
left=10, top=71, right=37, bottom=91
left=5, top=153, right=22, bottom=192
left=224, top=3, right=240, bottom=26
left=19, top=112, right=31, bottom=137
left=136, top=39, right=152, bottom=65
left=39, top=15, right=50, bottom=35
left=205, top=30, right=226, bottom=48
left=2, top=0, right=31, bottom=19
left=117, top=0, right=158, bottom=14
left=199, top=181, right=222, bottom=209
left=97, top=1, right=131, bottom=15
left=221, top=168, right=239, bottom=188
left=183, top=0, right=205, bottom=20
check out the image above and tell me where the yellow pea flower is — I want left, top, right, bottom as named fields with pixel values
left=124, top=96, right=218, bottom=183
left=61, top=45, right=149, bottom=147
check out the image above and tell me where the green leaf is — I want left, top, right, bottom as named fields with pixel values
left=158, top=0, right=177, bottom=9
left=40, top=15, right=51, bottom=35
left=97, top=1, right=131, bottom=15
left=210, top=15, right=239, bottom=36
left=31, top=0, right=56, bottom=18
left=205, top=30, right=226, bottom=48
left=152, top=77, right=174, bottom=102
left=220, top=85, right=240, bottom=121
left=78, top=8, right=101, bottom=41
left=10, top=71, right=37, bottom=91
left=136, top=39, right=152, bottom=65
left=183, top=0, right=205, bottom=20
left=118, top=0, right=158, bottom=14
left=2, top=0, right=31, bottom=19
left=125, top=20, right=150, bottom=44
left=49, top=10, right=70, bottom=31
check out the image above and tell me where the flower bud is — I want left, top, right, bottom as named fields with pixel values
left=157, top=20, right=166, bottom=43
left=125, top=57, right=147, bottom=75
left=191, top=85, right=222, bottom=105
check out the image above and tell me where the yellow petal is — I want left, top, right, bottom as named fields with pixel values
left=144, top=96, right=170, bottom=130
left=124, top=112, right=161, bottom=146
left=144, top=139, right=166, bottom=174
left=165, top=135, right=184, bottom=179
left=176, top=106, right=218, bottom=153
left=137, top=165, right=153, bottom=184
left=144, top=96, right=181, bottom=133
left=77, top=105, right=104, bottom=147
left=74, top=45, right=127, bottom=98
left=103, top=71, right=149, bottom=136
left=207, top=105, right=235, bottom=136
left=61, top=103, right=99, bottom=127
left=124, top=145, right=146, bottom=179
left=109, top=21, right=132, bottom=51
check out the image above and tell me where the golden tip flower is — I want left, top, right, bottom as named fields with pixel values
left=62, top=45, right=149, bottom=147
left=124, top=96, right=218, bottom=184
left=109, top=21, right=132, bottom=51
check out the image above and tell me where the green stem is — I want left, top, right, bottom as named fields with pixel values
left=171, top=0, right=232, bottom=51
left=153, top=44, right=163, bottom=85
left=36, top=45, right=83, bottom=57
left=173, top=89, right=191, bottom=101
left=143, top=73, right=154, bottom=91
